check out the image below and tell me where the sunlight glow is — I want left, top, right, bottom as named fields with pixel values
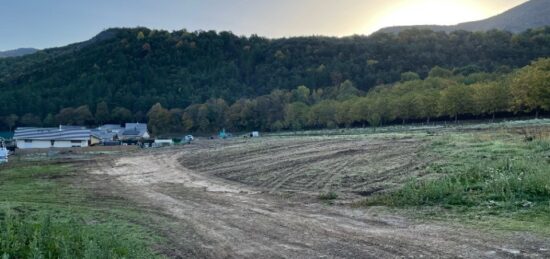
left=365, top=0, right=492, bottom=33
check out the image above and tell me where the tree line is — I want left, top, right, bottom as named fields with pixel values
left=2, top=58, right=549, bottom=134
left=1, top=26, right=550, bottom=130
left=140, top=58, right=548, bottom=135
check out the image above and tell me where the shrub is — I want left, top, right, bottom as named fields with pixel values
left=318, top=191, right=338, bottom=200
left=0, top=210, right=156, bottom=259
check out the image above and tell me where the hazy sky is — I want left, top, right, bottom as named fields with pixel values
left=0, top=0, right=527, bottom=50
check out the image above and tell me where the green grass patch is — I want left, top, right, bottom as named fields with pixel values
left=360, top=130, right=550, bottom=233
left=318, top=191, right=338, bottom=200
left=0, top=163, right=163, bottom=258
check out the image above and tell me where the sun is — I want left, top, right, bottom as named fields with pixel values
left=366, top=0, right=489, bottom=33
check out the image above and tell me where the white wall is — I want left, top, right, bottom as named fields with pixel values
left=154, top=139, right=173, bottom=145
left=16, top=140, right=88, bottom=149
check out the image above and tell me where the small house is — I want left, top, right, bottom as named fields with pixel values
left=14, top=127, right=91, bottom=149
left=120, top=123, right=150, bottom=140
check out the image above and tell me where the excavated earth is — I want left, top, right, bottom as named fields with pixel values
left=88, top=136, right=550, bottom=258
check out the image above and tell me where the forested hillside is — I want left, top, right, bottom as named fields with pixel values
left=143, top=58, right=549, bottom=134
left=1, top=27, right=550, bottom=131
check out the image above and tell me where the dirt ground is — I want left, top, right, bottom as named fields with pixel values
left=88, top=136, right=550, bottom=258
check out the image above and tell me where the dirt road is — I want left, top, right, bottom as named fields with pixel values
left=89, top=138, right=550, bottom=258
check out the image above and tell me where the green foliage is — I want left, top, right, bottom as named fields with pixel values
left=0, top=211, right=155, bottom=259
left=147, top=103, right=171, bottom=136
left=510, top=58, right=550, bottom=116
left=429, top=66, right=453, bottom=78
left=364, top=132, right=550, bottom=221
left=318, top=192, right=338, bottom=200
left=0, top=164, right=161, bottom=258
left=400, top=72, right=420, bottom=82
left=2, top=27, right=550, bottom=130
left=94, top=101, right=109, bottom=125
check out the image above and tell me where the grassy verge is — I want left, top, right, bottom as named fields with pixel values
left=359, top=128, right=550, bottom=234
left=0, top=162, right=163, bottom=258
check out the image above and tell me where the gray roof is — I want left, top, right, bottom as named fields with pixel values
left=123, top=123, right=148, bottom=137
left=59, top=125, right=87, bottom=130
left=98, top=124, right=124, bottom=131
left=125, top=123, right=147, bottom=130
left=90, top=129, right=117, bottom=141
left=14, top=128, right=91, bottom=141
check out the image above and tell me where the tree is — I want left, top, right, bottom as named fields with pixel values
left=308, top=100, right=338, bottom=128
left=74, top=105, right=94, bottom=126
left=293, top=85, right=311, bottom=103
left=335, top=99, right=356, bottom=127
left=284, top=102, right=309, bottom=130
left=510, top=58, right=550, bottom=118
left=111, top=107, right=133, bottom=123
left=20, top=113, right=42, bottom=127
left=43, top=113, right=56, bottom=127
left=137, top=31, right=145, bottom=40
left=350, top=97, right=370, bottom=127
left=55, top=108, right=76, bottom=125
left=95, top=101, right=110, bottom=124
left=168, top=108, right=185, bottom=133
left=333, top=80, right=360, bottom=101
left=438, top=84, right=474, bottom=122
left=472, top=82, right=510, bottom=120
left=2, top=114, right=19, bottom=131
left=147, top=103, right=171, bottom=136
left=413, top=90, right=439, bottom=123
left=181, top=112, right=194, bottom=132
left=400, top=72, right=420, bottom=82
left=429, top=66, right=453, bottom=78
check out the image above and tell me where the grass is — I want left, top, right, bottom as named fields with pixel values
left=359, top=125, right=550, bottom=234
left=318, top=191, right=338, bottom=200
left=0, top=162, right=163, bottom=258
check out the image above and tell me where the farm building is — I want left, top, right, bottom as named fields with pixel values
left=120, top=123, right=150, bottom=140
left=13, top=127, right=91, bottom=149
left=98, top=124, right=125, bottom=134
left=90, top=129, right=118, bottom=145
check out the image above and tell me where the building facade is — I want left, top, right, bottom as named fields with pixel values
left=14, top=127, right=91, bottom=149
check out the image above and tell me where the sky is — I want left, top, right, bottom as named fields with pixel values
left=0, top=0, right=527, bottom=51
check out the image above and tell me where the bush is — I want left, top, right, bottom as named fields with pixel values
left=0, top=210, right=156, bottom=259
left=318, top=191, right=338, bottom=200
left=365, top=146, right=550, bottom=208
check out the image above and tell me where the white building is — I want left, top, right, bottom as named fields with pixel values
left=13, top=127, right=91, bottom=149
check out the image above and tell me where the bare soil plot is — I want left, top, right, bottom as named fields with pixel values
left=87, top=136, right=550, bottom=258
left=179, top=136, right=434, bottom=198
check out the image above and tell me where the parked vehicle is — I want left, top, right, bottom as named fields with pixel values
left=0, top=138, right=9, bottom=163
left=184, top=135, right=194, bottom=144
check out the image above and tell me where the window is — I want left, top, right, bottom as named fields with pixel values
left=51, top=140, right=55, bottom=146
left=71, top=140, right=82, bottom=144
left=24, top=140, right=32, bottom=143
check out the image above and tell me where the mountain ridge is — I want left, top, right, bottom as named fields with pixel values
left=376, top=0, right=550, bottom=34
left=0, top=48, right=38, bottom=58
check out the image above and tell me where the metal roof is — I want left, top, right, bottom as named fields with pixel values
left=98, top=124, right=124, bottom=131
left=14, top=128, right=91, bottom=141
left=123, top=123, right=148, bottom=136
left=90, top=129, right=117, bottom=140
